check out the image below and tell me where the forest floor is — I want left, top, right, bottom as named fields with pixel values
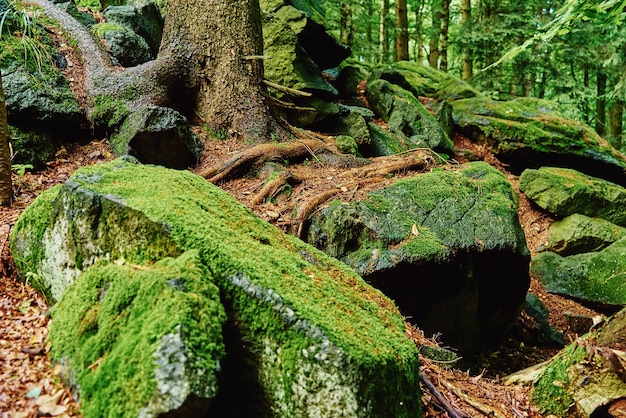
left=0, top=128, right=607, bottom=417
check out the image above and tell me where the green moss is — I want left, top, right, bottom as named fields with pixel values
left=531, top=343, right=586, bottom=416
left=49, top=251, right=226, bottom=418
left=89, top=95, right=130, bottom=128
left=10, top=185, right=60, bottom=301
left=92, top=22, right=124, bottom=38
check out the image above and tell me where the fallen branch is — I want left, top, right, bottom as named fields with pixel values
left=419, top=372, right=471, bottom=418
left=263, top=79, right=312, bottom=97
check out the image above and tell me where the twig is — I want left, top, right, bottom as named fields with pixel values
left=441, top=379, right=508, bottom=418
left=419, top=372, right=471, bottom=418
left=263, top=79, right=312, bottom=97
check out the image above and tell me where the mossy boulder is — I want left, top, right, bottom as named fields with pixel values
left=102, top=2, right=163, bottom=54
left=306, top=161, right=530, bottom=353
left=519, top=167, right=626, bottom=227
left=453, top=98, right=626, bottom=183
left=11, top=158, right=421, bottom=417
left=523, top=309, right=626, bottom=416
left=110, top=105, right=198, bottom=169
left=8, top=125, right=58, bottom=170
left=543, top=214, right=626, bottom=256
left=369, top=61, right=481, bottom=101
left=366, top=79, right=454, bottom=156
left=531, top=237, right=626, bottom=306
left=49, top=251, right=226, bottom=418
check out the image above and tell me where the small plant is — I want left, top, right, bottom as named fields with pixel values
left=203, top=125, right=228, bottom=140
left=12, top=163, right=33, bottom=176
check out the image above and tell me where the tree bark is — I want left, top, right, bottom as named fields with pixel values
left=159, top=0, right=278, bottom=142
left=428, top=0, right=440, bottom=68
left=461, top=0, right=472, bottom=80
left=439, top=0, right=451, bottom=72
left=340, top=3, right=353, bottom=47
left=395, top=0, right=409, bottom=61
left=0, top=76, right=12, bottom=206
left=609, top=99, right=623, bottom=149
left=596, top=70, right=607, bottom=137
left=379, top=0, right=390, bottom=64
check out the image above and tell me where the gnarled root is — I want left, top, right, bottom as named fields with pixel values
left=200, top=138, right=335, bottom=183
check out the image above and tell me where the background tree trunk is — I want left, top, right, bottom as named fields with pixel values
left=609, top=99, right=623, bottom=149
left=461, top=0, right=472, bottom=80
left=379, top=0, right=390, bottom=63
left=596, top=70, right=607, bottom=136
left=428, top=0, right=441, bottom=68
left=340, top=3, right=353, bottom=47
left=395, top=0, right=409, bottom=61
left=0, top=76, right=12, bottom=206
left=439, top=0, right=451, bottom=71
left=160, top=0, right=276, bottom=141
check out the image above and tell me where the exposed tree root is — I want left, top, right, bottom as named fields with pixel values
left=440, top=380, right=508, bottom=418
left=200, top=138, right=336, bottom=183
left=340, top=151, right=430, bottom=179
left=296, top=189, right=341, bottom=238
left=251, top=170, right=302, bottom=205
left=419, top=372, right=471, bottom=418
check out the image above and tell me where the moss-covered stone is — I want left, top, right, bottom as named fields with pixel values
left=306, top=161, right=530, bottom=352
left=519, top=167, right=626, bottom=227
left=49, top=251, right=226, bottom=417
left=453, top=98, right=626, bottom=181
left=544, top=214, right=626, bottom=256
left=369, top=61, right=481, bottom=101
left=12, top=158, right=421, bottom=417
left=531, top=237, right=626, bottom=306
left=366, top=79, right=454, bottom=155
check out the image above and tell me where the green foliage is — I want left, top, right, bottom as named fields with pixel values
left=89, top=95, right=130, bottom=128
left=92, top=22, right=124, bottom=38
left=11, top=163, right=32, bottom=176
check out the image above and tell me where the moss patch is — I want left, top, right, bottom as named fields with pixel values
left=49, top=250, right=226, bottom=418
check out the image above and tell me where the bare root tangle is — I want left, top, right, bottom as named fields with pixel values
left=200, top=139, right=336, bottom=183
left=340, top=150, right=430, bottom=179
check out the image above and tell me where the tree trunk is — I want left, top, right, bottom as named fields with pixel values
left=596, top=71, right=607, bottom=137
left=609, top=99, right=623, bottom=149
left=439, top=0, right=450, bottom=72
left=366, top=0, right=374, bottom=64
left=415, top=0, right=425, bottom=62
left=428, top=0, right=440, bottom=68
left=379, top=0, right=390, bottom=64
left=395, top=0, right=409, bottom=61
left=461, top=0, right=472, bottom=80
left=159, top=0, right=279, bottom=142
left=340, top=3, right=353, bottom=47
left=0, top=76, right=12, bottom=206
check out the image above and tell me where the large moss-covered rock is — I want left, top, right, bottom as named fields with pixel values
left=11, top=158, right=421, bottom=417
left=366, top=79, right=454, bottom=155
left=306, top=161, right=530, bottom=353
left=369, top=61, right=481, bottom=101
left=453, top=98, right=626, bottom=183
left=543, top=214, right=626, bottom=256
left=49, top=251, right=226, bottom=418
left=531, top=237, right=626, bottom=306
left=519, top=167, right=626, bottom=227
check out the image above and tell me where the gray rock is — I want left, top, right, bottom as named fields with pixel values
left=523, top=293, right=565, bottom=346
left=531, top=237, right=626, bottom=306
left=519, top=167, right=626, bottom=227
left=110, top=105, right=198, bottom=169
left=306, top=161, right=530, bottom=353
left=102, top=26, right=154, bottom=66
left=11, top=158, right=422, bottom=417
left=103, top=1, right=163, bottom=54
left=366, top=79, right=454, bottom=155
left=543, top=214, right=626, bottom=256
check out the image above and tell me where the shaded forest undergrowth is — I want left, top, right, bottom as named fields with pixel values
left=0, top=128, right=608, bottom=417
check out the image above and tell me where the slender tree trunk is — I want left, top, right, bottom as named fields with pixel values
left=366, top=0, right=374, bottom=64
left=160, top=0, right=279, bottom=142
left=0, top=76, right=11, bottom=206
left=379, top=0, right=390, bottom=64
left=596, top=70, right=607, bottom=136
left=340, top=3, right=353, bottom=47
left=461, top=0, right=472, bottom=80
left=609, top=99, right=623, bottom=149
left=428, top=0, right=441, bottom=68
left=439, top=0, right=450, bottom=72
left=395, top=0, right=409, bottom=61
left=415, top=0, right=425, bottom=62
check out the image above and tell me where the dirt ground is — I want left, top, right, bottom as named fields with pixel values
left=0, top=126, right=609, bottom=417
